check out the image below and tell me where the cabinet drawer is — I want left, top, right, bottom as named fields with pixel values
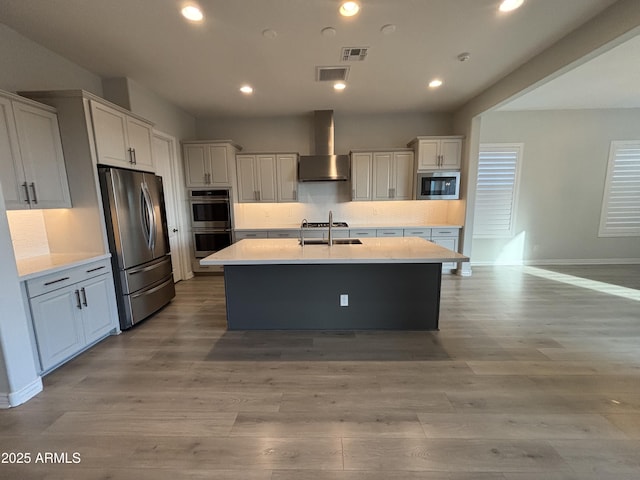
left=26, top=258, right=112, bottom=298
left=431, top=228, right=460, bottom=237
left=403, top=228, right=432, bottom=237
left=376, top=228, right=404, bottom=237
left=235, top=230, right=268, bottom=240
left=349, top=229, right=377, bottom=238
left=268, top=230, right=300, bottom=239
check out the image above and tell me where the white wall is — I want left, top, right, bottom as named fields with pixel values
left=474, top=108, right=640, bottom=264
left=0, top=23, right=102, bottom=95
left=125, top=78, right=196, bottom=141
left=196, top=112, right=453, bottom=153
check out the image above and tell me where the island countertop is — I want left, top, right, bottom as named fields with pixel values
left=200, top=237, right=468, bottom=266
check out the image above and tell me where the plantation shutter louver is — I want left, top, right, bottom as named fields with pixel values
left=474, top=144, right=522, bottom=238
left=599, top=141, right=640, bottom=237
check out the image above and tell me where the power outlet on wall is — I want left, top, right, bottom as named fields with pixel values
left=340, top=294, right=349, bottom=307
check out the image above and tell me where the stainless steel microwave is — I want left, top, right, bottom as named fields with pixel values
left=416, top=171, right=460, bottom=200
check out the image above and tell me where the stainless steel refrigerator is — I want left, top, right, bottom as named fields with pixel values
left=99, top=166, right=175, bottom=330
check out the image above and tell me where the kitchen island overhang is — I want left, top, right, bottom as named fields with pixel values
left=200, top=237, right=468, bottom=330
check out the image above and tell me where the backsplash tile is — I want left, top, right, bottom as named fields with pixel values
left=6, top=210, right=50, bottom=259
left=234, top=200, right=464, bottom=228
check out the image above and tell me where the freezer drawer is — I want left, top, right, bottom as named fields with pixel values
left=125, top=276, right=175, bottom=326
left=121, top=255, right=173, bottom=294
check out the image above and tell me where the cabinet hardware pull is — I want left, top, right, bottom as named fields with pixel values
left=75, top=289, right=82, bottom=309
left=132, top=148, right=137, bottom=165
left=128, top=147, right=134, bottom=164
left=44, top=276, right=70, bottom=286
left=81, top=287, right=88, bottom=306
left=29, top=183, right=38, bottom=204
left=207, top=172, right=211, bottom=184
left=23, top=182, right=31, bottom=204
left=86, top=266, right=106, bottom=273
left=257, top=191, right=261, bottom=201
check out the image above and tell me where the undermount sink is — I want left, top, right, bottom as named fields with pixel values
left=299, top=238, right=363, bottom=246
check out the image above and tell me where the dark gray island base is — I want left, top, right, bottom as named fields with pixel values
left=223, top=263, right=442, bottom=330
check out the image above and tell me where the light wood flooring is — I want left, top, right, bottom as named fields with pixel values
left=1, top=265, right=640, bottom=479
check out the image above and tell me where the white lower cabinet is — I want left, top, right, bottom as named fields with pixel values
left=26, top=260, right=119, bottom=373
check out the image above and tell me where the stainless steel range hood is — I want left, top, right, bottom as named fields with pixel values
left=298, top=110, right=350, bottom=182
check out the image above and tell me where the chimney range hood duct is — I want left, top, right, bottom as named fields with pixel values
left=298, top=110, right=350, bottom=182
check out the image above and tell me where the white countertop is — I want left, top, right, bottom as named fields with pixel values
left=16, top=252, right=110, bottom=280
left=200, top=237, right=468, bottom=266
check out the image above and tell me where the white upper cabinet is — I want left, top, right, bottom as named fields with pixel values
left=90, top=100, right=154, bottom=171
left=276, top=153, right=298, bottom=202
left=237, top=153, right=297, bottom=203
left=236, top=154, right=277, bottom=202
left=183, top=142, right=238, bottom=188
left=351, top=152, right=373, bottom=201
left=0, top=92, right=71, bottom=210
left=408, top=136, right=463, bottom=170
left=368, top=150, right=414, bottom=201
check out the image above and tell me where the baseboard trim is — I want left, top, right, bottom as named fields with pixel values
left=471, top=258, right=640, bottom=266
left=0, top=377, right=43, bottom=409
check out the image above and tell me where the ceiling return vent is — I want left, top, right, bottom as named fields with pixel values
left=316, top=66, right=350, bottom=82
left=341, top=47, right=368, bottom=61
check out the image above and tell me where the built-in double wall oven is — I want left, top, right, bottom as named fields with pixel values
left=189, top=189, right=233, bottom=258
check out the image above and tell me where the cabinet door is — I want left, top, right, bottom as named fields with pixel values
left=81, top=275, right=117, bottom=345
left=90, top=101, right=130, bottom=167
left=417, top=140, right=440, bottom=169
left=126, top=117, right=154, bottom=171
left=13, top=102, right=71, bottom=208
left=351, top=152, right=372, bottom=201
left=393, top=151, right=414, bottom=200
left=277, top=154, right=298, bottom=202
left=30, top=287, right=84, bottom=372
left=440, top=139, right=462, bottom=169
left=372, top=152, right=393, bottom=200
left=0, top=97, right=27, bottom=209
left=256, top=154, right=277, bottom=202
left=208, top=144, right=231, bottom=186
left=183, top=144, right=209, bottom=187
left=236, top=155, right=258, bottom=202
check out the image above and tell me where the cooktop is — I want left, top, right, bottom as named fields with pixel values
left=304, top=221, right=349, bottom=228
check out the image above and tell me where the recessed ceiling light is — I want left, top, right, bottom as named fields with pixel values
left=334, top=82, right=346, bottom=91
left=428, top=79, right=443, bottom=88
left=240, top=85, right=253, bottom=94
left=339, top=1, right=360, bottom=17
left=499, top=0, right=524, bottom=12
left=181, top=5, right=204, bottom=22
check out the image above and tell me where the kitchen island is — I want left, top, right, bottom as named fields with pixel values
left=200, top=237, right=468, bottom=330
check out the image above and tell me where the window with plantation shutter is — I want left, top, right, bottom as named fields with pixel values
left=473, top=144, right=523, bottom=238
left=599, top=141, right=640, bottom=237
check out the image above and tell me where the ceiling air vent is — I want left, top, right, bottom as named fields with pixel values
left=316, top=66, right=350, bottom=82
left=341, top=47, right=368, bottom=61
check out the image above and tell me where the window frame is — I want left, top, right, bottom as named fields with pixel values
left=598, top=140, right=640, bottom=237
left=473, top=143, right=524, bottom=239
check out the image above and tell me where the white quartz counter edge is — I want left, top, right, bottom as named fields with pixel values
left=201, top=238, right=468, bottom=266
left=234, top=224, right=462, bottom=231
left=17, top=253, right=111, bottom=280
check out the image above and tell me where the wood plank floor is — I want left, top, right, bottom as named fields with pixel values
left=1, top=265, right=640, bottom=479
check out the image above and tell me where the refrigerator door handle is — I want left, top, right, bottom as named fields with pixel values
left=144, top=183, right=158, bottom=250
left=140, top=183, right=153, bottom=250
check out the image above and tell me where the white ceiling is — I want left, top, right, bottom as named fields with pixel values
left=0, top=0, right=628, bottom=118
